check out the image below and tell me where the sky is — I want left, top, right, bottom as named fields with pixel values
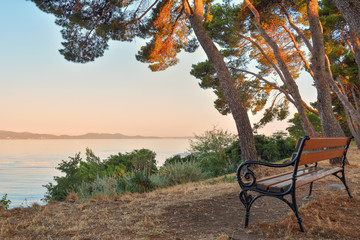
left=0, top=1, right=317, bottom=137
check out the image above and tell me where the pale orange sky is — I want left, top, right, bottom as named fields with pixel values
left=0, top=1, right=316, bottom=137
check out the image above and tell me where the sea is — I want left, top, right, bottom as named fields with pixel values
left=0, top=138, right=191, bottom=208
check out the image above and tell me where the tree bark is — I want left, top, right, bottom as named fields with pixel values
left=350, top=29, right=360, bottom=81
left=341, top=83, right=360, bottom=149
left=324, top=54, right=360, bottom=126
left=244, top=0, right=316, bottom=137
left=306, top=0, right=345, bottom=139
left=344, top=109, right=360, bottom=148
left=334, top=0, right=360, bottom=40
left=184, top=0, right=258, bottom=161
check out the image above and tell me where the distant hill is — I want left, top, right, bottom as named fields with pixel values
left=0, top=130, right=181, bottom=139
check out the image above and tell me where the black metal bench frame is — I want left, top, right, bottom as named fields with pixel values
left=236, top=136, right=353, bottom=232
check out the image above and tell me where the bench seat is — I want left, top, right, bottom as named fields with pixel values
left=255, top=166, right=342, bottom=192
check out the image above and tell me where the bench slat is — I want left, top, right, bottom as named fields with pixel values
left=255, top=167, right=319, bottom=191
left=267, top=167, right=342, bottom=192
left=299, top=148, right=345, bottom=165
left=296, top=167, right=342, bottom=187
left=255, top=166, right=315, bottom=184
left=303, top=137, right=349, bottom=150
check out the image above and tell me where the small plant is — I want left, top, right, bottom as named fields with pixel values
left=0, top=194, right=11, bottom=209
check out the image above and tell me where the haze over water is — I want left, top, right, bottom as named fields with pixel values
left=0, top=138, right=190, bottom=208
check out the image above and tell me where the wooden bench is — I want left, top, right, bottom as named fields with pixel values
left=236, top=136, right=353, bottom=232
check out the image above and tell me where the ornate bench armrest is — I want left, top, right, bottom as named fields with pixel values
left=236, top=160, right=294, bottom=189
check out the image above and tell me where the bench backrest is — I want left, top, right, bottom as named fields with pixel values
left=297, top=137, right=351, bottom=166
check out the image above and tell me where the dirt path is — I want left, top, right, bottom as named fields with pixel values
left=158, top=182, right=316, bottom=239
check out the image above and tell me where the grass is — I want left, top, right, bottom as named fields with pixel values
left=1, top=146, right=359, bottom=239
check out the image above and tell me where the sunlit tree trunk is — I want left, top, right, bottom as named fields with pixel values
left=307, top=0, right=346, bottom=164
left=334, top=0, right=360, bottom=39
left=184, top=0, right=258, bottom=161
left=338, top=80, right=360, bottom=148
left=345, top=107, right=360, bottom=148
left=306, top=0, right=345, bottom=136
left=350, top=29, right=360, bottom=81
left=244, top=0, right=316, bottom=137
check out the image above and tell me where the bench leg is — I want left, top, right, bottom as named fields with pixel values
left=334, top=170, right=353, bottom=198
left=303, top=182, right=313, bottom=200
left=239, top=190, right=253, bottom=228
left=291, top=192, right=305, bottom=232
left=244, top=207, right=250, bottom=228
left=281, top=190, right=305, bottom=232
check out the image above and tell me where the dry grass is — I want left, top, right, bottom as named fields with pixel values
left=1, top=146, right=360, bottom=239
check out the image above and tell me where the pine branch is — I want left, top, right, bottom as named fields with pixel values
left=229, top=67, right=295, bottom=105
left=280, top=4, right=313, bottom=53
left=236, top=33, right=287, bottom=84
left=280, top=22, right=314, bottom=78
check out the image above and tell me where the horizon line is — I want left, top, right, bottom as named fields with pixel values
left=0, top=130, right=194, bottom=139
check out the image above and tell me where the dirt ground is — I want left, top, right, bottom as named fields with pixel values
left=1, top=146, right=360, bottom=239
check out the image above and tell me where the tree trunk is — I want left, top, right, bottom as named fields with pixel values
left=184, top=0, right=258, bottom=161
left=334, top=0, right=360, bottom=39
left=244, top=0, right=316, bottom=137
left=350, top=29, right=360, bottom=81
left=306, top=0, right=345, bottom=137
left=344, top=108, right=360, bottom=148
left=307, top=0, right=345, bottom=164
left=324, top=58, right=360, bottom=126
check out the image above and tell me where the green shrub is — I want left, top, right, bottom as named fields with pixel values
left=115, top=171, right=156, bottom=194
left=124, top=171, right=154, bottom=193
left=163, top=153, right=197, bottom=166
left=157, top=161, right=206, bottom=186
left=76, top=176, right=119, bottom=202
left=254, top=133, right=295, bottom=162
left=44, top=148, right=158, bottom=202
left=187, top=127, right=240, bottom=177
left=43, top=153, right=83, bottom=202
left=150, top=174, right=170, bottom=188
left=0, top=194, right=11, bottom=209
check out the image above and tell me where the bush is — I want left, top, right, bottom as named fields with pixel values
left=43, top=153, right=83, bottom=202
left=125, top=171, right=154, bottom=193
left=188, top=127, right=239, bottom=177
left=76, top=176, right=119, bottom=202
left=150, top=174, right=170, bottom=189
left=44, top=148, right=158, bottom=202
left=254, top=133, right=295, bottom=162
left=156, top=161, right=206, bottom=187
left=163, top=153, right=197, bottom=166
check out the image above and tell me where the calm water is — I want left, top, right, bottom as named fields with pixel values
left=0, top=138, right=190, bottom=208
